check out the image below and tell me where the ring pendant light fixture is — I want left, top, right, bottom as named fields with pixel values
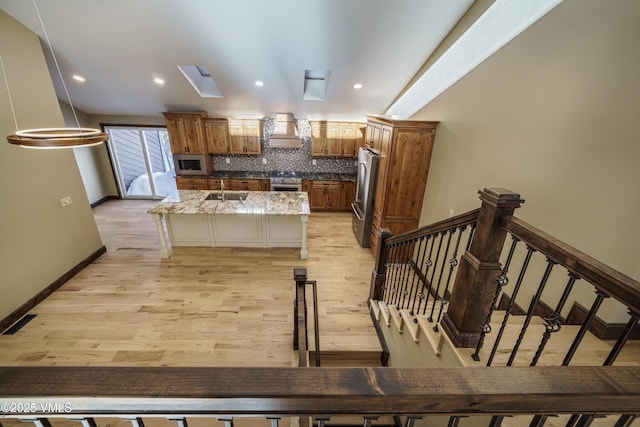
left=3, top=0, right=108, bottom=149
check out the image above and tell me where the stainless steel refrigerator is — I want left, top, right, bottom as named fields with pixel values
left=351, top=147, right=379, bottom=247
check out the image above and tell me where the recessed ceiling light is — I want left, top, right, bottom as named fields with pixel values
left=353, top=83, right=363, bottom=89
left=72, top=75, right=86, bottom=83
left=154, top=77, right=165, bottom=85
left=255, top=80, right=264, bottom=87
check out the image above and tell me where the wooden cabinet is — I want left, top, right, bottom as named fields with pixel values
left=310, top=121, right=365, bottom=157
left=310, top=122, right=324, bottom=156
left=176, top=177, right=270, bottom=191
left=208, top=178, right=230, bottom=190
left=342, top=181, right=356, bottom=210
left=175, top=176, right=209, bottom=190
left=308, top=181, right=342, bottom=211
left=366, top=115, right=439, bottom=253
left=204, top=118, right=230, bottom=154
left=228, top=119, right=262, bottom=155
left=304, top=180, right=354, bottom=212
left=164, top=112, right=261, bottom=157
left=228, top=179, right=267, bottom=191
left=163, top=112, right=207, bottom=155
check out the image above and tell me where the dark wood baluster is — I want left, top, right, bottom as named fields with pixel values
left=429, top=230, right=454, bottom=322
left=472, top=235, right=520, bottom=361
left=604, top=309, right=639, bottom=366
left=386, top=244, right=400, bottom=305
left=124, top=418, right=145, bottom=427
left=530, top=272, right=580, bottom=366
left=381, top=244, right=395, bottom=303
left=370, top=229, right=392, bottom=301
left=397, top=240, right=413, bottom=309
left=434, top=226, right=466, bottom=331
left=488, top=415, right=504, bottom=427
left=404, top=416, right=422, bottom=427
left=418, top=234, right=437, bottom=315
left=562, top=290, right=609, bottom=366
left=410, top=236, right=428, bottom=317
left=390, top=244, right=404, bottom=308
left=167, top=418, right=188, bottom=427
left=391, top=244, right=405, bottom=307
left=465, top=222, right=476, bottom=251
left=406, top=237, right=425, bottom=316
left=613, top=414, right=638, bottom=427
left=572, top=310, right=639, bottom=427
left=447, top=416, right=468, bottom=427
left=507, top=258, right=557, bottom=366
left=487, top=245, right=536, bottom=366
left=424, top=231, right=445, bottom=315
left=315, top=416, right=331, bottom=427
left=23, top=419, right=53, bottom=427
left=363, top=416, right=379, bottom=427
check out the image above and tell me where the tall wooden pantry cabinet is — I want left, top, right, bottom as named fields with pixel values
left=365, top=115, right=439, bottom=255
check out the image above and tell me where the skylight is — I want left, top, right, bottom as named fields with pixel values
left=177, top=65, right=223, bottom=98
left=303, top=69, right=331, bottom=101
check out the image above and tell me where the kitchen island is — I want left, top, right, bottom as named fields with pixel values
left=148, top=190, right=310, bottom=259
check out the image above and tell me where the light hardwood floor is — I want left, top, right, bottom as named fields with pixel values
left=0, top=200, right=381, bottom=367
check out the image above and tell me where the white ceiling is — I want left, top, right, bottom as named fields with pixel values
left=0, top=0, right=474, bottom=121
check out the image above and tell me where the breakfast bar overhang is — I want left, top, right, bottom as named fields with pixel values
left=148, top=190, right=310, bottom=259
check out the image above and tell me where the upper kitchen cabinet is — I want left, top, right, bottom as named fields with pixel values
left=204, top=118, right=230, bottom=154
left=366, top=115, right=439, bottom=253
left=163, top=112, right=207, bottom=155
left=228, top=119, right=262, bottom=155
left=310, top=121, right=365, bottom=157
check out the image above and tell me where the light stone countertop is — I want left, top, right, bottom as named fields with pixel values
left=148, top=190, right=310, bottom=215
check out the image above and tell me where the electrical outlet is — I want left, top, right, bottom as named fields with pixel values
left=225, top=157, right=230, bottom=164
left=312, top=159, right=317, bottom=166
left=60, top=196, right=72, bottom=207
left=448, top=208, right=454, bottom=218
left=262, top=158, right=267, bottom=165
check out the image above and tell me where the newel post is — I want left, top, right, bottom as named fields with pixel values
left=440, top=188, right=524, bottom=347
left=369, top=229, right=394, bottom=300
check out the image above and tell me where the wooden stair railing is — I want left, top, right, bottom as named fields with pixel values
left=294, top=267, right=321, bottom=367
left=371, top=188, right=640, bottom=355
left=0, top=366, right=638, bottom=418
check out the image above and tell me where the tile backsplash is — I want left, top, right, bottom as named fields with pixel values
left=212, top=118, right=357, bottom=174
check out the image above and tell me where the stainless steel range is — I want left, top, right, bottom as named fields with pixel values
left=270, top=171, right=302, bottom=191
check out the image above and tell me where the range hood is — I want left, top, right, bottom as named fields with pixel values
left=268, top=113, right=302, bottom=148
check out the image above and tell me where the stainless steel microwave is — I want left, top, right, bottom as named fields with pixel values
left=173, top=154, right=209, bottom=175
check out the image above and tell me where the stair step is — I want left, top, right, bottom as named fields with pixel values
left=456, top=321, right=615, bottom=367
left=311, top=350, right=383, bottom=367
left=369, top=299, right=381, bottom=322
left=370, top=300, right=629, bottom=368
left=377, top=301, right=391, bottom=327
left=417, top=315, right=446, bottom=357
left=388, top=305, right=404, bottom=333
left=399, top=310, right=420, bottom=343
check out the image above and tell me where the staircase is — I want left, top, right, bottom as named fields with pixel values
left=370, top=298, right=639, bottom=427
left=370, top=299, right=638, bottom=368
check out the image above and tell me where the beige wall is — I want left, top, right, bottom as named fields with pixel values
left=411, top=0, right=640, bottom=322
left=0, top=11, right=103, bottom=322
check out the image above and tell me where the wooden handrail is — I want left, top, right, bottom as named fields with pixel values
left=384, top=209, right=480, bottom=246
left=501, top=215, right=640, bottom=314
left=0, top=366, right=638, bottom=416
